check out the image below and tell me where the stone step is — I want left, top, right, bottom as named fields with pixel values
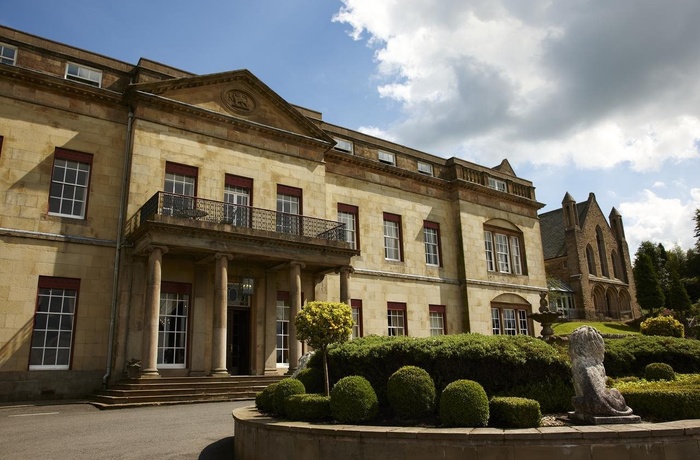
left=87, top=375, right=284, bottom=409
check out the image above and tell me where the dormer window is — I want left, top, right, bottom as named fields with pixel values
left=417, top=161, right=433, bottom=176
left=65, top=63, right=102, bottom=88
left=488, top=177, right=507, bottom=192
left=333, top=137, right=354, bottom=154
left=378, top=150, right=395, bottom=166
left=0, top=43, right=17, bottom=65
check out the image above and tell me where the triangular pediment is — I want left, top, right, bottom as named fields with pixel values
left=128, top=69, right=331, bottom=143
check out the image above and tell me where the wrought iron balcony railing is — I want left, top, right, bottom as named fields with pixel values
left=125, top=192, right=348, bottom=244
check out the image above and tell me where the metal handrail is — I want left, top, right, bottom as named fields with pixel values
left=125, top=191, right=347, bottom=243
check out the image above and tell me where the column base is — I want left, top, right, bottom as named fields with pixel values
left=210, top=369, right=230, bottom=377
left=139, top=370, right=161, bottom=378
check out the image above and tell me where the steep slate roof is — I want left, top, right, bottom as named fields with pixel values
left=539, top=200, right=589, bottom=260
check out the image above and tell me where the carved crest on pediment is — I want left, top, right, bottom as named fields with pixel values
left=221, top=88, right=257, bottom=115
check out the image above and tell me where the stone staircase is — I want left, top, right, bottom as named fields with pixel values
left=89, top=375, right=285, bottom=409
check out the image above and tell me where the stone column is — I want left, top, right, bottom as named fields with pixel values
left=337, top=265, right=354, bottom=305
left=141, top=245, right=167, bottom=378
left=211, top=253, right=233, bottom=376
left=263, top=270, right=278, bottom=375
left=288, top=261, right=305, bottom=373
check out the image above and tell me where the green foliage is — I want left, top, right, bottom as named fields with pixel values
left=504, top=379, right=575, bottom=413
left=310, top=334, right=571, bottom=412
left=439, top=380, right=489, bottom=427
left=644, top=362, right=676, bottom=381
left=330, top=376, right=378, bottom=423
left=552, top=321, right=639, bottom=335
left=255, top=382, right=278, bottom=414
left=634, top=253, right=666, bottom=314
left=284, top=394, right=331, bottom=422
left=272, top=378, right=305, bottom=417
left=667, top=269, right=693, bottom=316
left=295, top=367, right=324, bottom=394
left=620, top=389, right=700, bottom=421
left=295, top=301, right=354, bottom=396
left=386, top=366, right=436, bottom=420
left=640, top=315, right=684, bottom=338
left=489, top=397, right=541, bottom=428
left=604, top=335, right=700, bottom=377
left=294, top=301, right=354, bottom=351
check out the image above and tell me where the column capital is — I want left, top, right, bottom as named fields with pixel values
left=336, top=265, right=355, bottom=276
left=145, top=245, right=168, bottom=256
left=215, top=252, right=234, bottom=262
left=290, top=261, right=306, bottom=270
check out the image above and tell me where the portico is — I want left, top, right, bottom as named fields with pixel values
left=115, top=193, right=358, bottom=379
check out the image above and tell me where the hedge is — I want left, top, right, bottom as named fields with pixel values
left=604, top=335, right=700, bottom=377
left=308, top=334, right=572, bottom=411
left=620, top=389, right=700, bottom=421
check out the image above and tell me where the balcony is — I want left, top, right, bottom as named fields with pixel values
left=124, top=192, right=356, bottom=266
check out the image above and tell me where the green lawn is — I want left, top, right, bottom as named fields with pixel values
left=551, top=321, right=640, bottom=335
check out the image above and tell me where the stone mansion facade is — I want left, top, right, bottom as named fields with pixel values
left=0, top=26, right=548, bottom=401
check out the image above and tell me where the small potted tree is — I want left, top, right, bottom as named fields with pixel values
left=294, top=301, right=353, bottom=396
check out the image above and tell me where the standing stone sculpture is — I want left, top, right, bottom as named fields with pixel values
left=568, top=326, right=640, bottom=424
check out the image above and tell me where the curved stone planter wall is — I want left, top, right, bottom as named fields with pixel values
left=233, top=406, right=700, bottom=460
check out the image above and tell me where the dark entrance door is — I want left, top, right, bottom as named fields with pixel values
left=227, top=308, right=250, bottom=375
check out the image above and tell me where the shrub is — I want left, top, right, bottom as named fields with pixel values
left=439, top=380, right=489, bottom=427
left=255, top=382, right=278, bottom=414
left=504, top=379, right=574, bottom=413
left=640, top=315, right=684, bottom=338
left=273, top=378, right=305, bottom=417
left=489, top=397, right=541, bottom=428
left=604, top=335, right=700, bottom=377
left=296, top=367, right=324, bottom=394
left=330, top=376, right=378, bottom=423
left=644, top=363, right=676, bottom=381
left=387, top=366, right=436, bottom=419
left=284, top=394, right=331, bottom=422
left=313, top=334, right=571, bottom=408
left=620, top=388, right=700, bottom=421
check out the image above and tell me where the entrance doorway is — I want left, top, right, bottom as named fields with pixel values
left=227, top=308, right=250, bottom=375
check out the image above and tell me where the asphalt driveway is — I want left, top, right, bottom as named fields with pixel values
left=0, top=399, right=251, bottom=459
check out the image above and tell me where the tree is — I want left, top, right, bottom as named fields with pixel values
left=633, top=253, right=665, bottom=314
left=294, top=301, right=354, bottom=396
left=666, top=268, right=692, bottom=317
left=694, top=208, right=700, bottom=248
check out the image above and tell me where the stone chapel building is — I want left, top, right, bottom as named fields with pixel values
left=0, top=25, right=547, bottom=401
left=539, top=192, right=641, bottom=320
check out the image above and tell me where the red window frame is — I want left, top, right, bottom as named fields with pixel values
left=351, top=299, right=363, bottom=338
left=423, top=220, right=442, bottom=267
left=383, top=212, right=404, bottom=261
left=338, top=203, right=360, bottom=249
left=387, top=301, right=408, bottom=336
left=165, top=161, right=198, bottom=196
left=429, top=304, right=446, bottom=335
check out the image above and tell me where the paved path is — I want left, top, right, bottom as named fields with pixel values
left=0, top=400, right=251, bottom=459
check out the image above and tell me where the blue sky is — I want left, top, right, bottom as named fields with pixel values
left=3, top=0, right=699, bottom=255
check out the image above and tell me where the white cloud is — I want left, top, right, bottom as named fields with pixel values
left=333, top=0, right=700, bottom=171
left=358, top=125, right=397, bottom=142
left=653, top=182, right=666, bottom=189
left=619, top=189, right=700, bottom=253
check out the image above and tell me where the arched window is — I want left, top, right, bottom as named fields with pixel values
left=606, top=288, right=619, bottom=319
left=592, top=285, right=605, bottom=318
left=596, top=226, right=609, bottom=277
left=586, top=244, right=597, bottom=276
left=611, top=249, right=621, bottom=280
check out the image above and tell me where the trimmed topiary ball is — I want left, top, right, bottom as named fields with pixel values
left=330, top=375, right=378, bottom=423
left=273, top=378, right=305, bottom=417
left=640, top=315, right=684, bottom=338
left=295, top=367, right=324, bottom=394
left=255, top=382, right=279, bottom=414
left=644, top=362, right=676, bottom=381
left=387, top=365, right=436, bottom=419
left=489, top=397, right=541, bottom=428
left=439, top=379, right=489, bottom=427
left=285, top=394, right=331, bottom=422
